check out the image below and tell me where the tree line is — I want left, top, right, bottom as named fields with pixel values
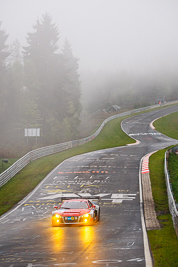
left=1, top=13, right=178, bottom=158
left=81, top=69, right=178, bottom=115
left=0, top=14, right=81, bottom=157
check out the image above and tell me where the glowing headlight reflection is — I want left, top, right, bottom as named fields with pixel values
left=51, top=227, right=65, bottom=253
left=55, top=214, right=61, bottom=218
left=81, top=213, right=90, bottom=218
left=80, top=213, right=91, bottom=223
left=80, top=226, right=94, bottom=245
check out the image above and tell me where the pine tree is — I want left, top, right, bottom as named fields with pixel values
left=23, top=14, right=82, bottom=144
left=0, top=22, right=9, bottom=68
left=61, top=40, right=81, bottom=138
left=23, top=13, right=61, bottom=144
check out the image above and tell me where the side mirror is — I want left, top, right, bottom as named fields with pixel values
left=92, top=205, right=96, bottom=209
left=54, top=206, right=58, bottom=209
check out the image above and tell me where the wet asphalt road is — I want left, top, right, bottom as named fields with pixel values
left=0, top=105, right=177, bottom=267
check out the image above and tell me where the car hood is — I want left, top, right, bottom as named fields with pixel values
left=54, top=208, right=90, bottom=217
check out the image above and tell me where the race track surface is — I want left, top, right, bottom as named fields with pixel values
left=0, top=105, right=178, bottom=267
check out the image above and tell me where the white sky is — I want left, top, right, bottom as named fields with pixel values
left=1, top=0, right=178, bottom=72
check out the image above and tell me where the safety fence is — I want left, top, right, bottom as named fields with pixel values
left=165, top=146, right=178, bottom=237
left=0, top=101, right=177, bottom=187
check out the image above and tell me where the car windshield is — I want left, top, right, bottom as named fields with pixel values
left=61, top=201, right=88, bottom=209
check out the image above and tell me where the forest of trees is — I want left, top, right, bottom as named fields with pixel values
left=0, top=14, right=81, bottom=157
left=81, top=69, right=178, bottom=115
left=0, top=13, right=178, bottom=158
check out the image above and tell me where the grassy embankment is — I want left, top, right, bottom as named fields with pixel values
left=0, top=115, right=134, bottom=216
left=148, top=111, right=178, bottom=267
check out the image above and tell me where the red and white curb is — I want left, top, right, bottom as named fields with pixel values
left=141, top=151, right=157, bottom=174
left=140, top=151, right=157, bottom=267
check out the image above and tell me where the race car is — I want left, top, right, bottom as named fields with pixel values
left=52, top=198, right=100, bottom=226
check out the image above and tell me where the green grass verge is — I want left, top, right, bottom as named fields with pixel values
left=0, top=116, right=134, bottom=216
left=148, top=149, right=178, bottom=267
left=153, top=111, right=178, bottom=140
left=148, top=110, right=178, bottom=267
left=153, top=110, right=178, bottom=204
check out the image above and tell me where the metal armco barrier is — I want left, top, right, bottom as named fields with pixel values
left=165, top=148, right=178, bottom=237
left=0, top=100, right=178, bottom=187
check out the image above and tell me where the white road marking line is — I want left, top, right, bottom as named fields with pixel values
left=111, top=194, right=136, bottom=199
left=127, top=241, right=135, bottom=247
left=80, top=166, right=89, bottom=167
left=112, top=199, right=123, bottom=203
left=78, top=193, right=92, bottom=197
left=102, top=158, right=115, bottom=160
left=127, top=258, right=143, bottom=262
left=92, top=260, right=123, bottom=264
left=53, top=264, right=77, bottom=266
left=99, top=165, right=107, bottom=167
left=40, top=193, right=79, bottom=200
left=113, top=247, right=131, bottom=250
left=130, top=132, right=161, bottom=136
left=39, top=193, right=136, bottom=201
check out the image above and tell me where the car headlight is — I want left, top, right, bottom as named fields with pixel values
left=55, top=214, right=61, bottom=218
left=81, top=213, right=90, bottom=218
left=81, top=213, right=90, bottom=222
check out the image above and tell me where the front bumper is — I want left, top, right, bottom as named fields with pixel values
left=52, top=215, right=94, bottom=226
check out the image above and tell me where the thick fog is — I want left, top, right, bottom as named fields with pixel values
left=1, top=0, right=178, bottom=72
left=1, top=0, right=178, bottom=157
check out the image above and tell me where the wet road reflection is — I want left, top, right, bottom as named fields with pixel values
left=47, top=224, right=97, bottom=266
left=50, top=224, right=95, bottom=251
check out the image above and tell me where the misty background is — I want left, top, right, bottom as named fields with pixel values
left=0, top=0, right=178, bottom=157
